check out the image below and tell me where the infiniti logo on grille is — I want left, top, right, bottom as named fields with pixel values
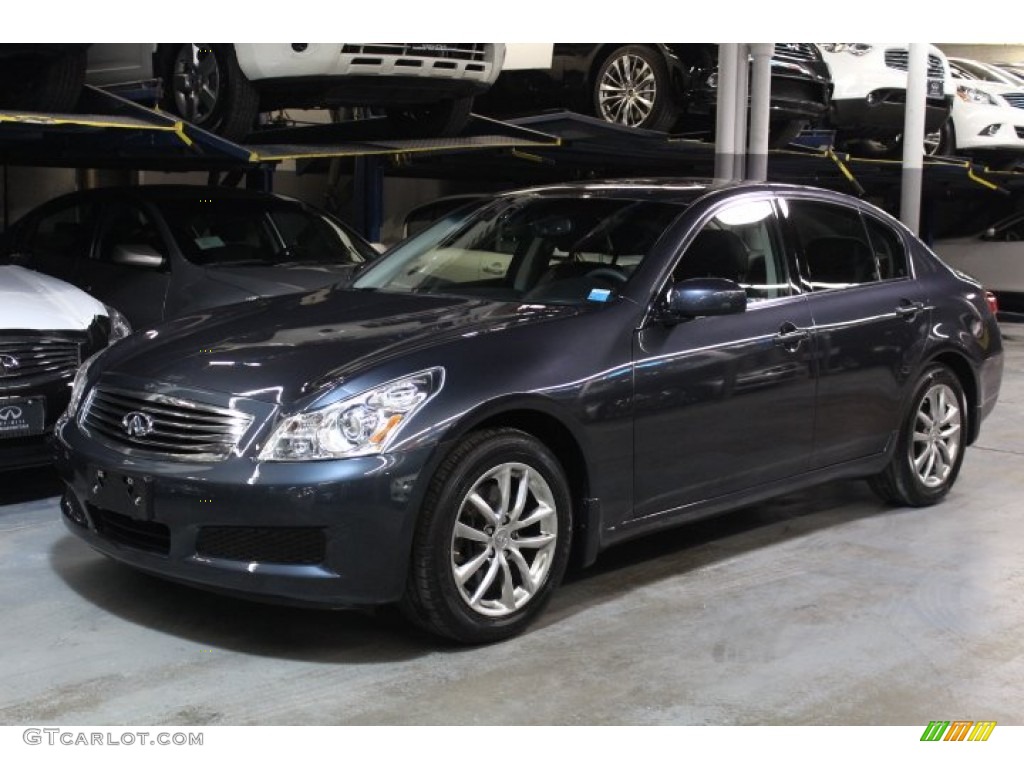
left=0, top=406, right=23, bottom=421
left=0, top=354, right=19, bottom=376
left=122, top=411, right=155, bottom=438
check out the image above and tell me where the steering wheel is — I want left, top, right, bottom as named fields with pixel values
left=587, top=267, right=627, bottom=283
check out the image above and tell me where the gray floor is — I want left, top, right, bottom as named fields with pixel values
left=1, top=328, right=1022, bottom=726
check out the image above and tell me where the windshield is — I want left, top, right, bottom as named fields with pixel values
left=157, top=198, right=375, bottom=267
left=354, top=196, right=686, bottom=305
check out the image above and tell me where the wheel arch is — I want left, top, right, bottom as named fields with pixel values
left=435, top=399, right=597, bottom=568
left=923, top=349, right=981, bottom=444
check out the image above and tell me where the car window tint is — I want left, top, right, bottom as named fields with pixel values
left=22, top=201, right=94, bottom=280
left=97, top=205, right=163, bottom=264
left=786, top=199, right=878, bottom=290
left=863, top=214, right=909, bottom=279
left=674, top=199, right=794, bottom=301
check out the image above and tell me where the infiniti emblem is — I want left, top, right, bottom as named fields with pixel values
left=0, top=354, right=19, bottom=376
left=0, top=405, right=23, bottom=421
left=122, top=411, right=155, bottom=438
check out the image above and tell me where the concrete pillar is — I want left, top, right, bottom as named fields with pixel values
left=715, top=43, right=739, bottom=181
left=900, top=43, right=929, bottom=234
left=747, top=44, right=774, bottom=181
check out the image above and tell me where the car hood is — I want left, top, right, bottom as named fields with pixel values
left=0, top=265, right=106, bottom=331
left=101, top=289, right=578, bottom=405
left=202, top=262, right=360, bottom=296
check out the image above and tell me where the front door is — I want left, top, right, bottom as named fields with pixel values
left=632, top=197, right=817, bottom=520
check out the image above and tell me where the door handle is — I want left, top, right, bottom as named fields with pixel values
left=895, top=300, right=925, bottom=319
left=774, top=322, right=809, bottom=351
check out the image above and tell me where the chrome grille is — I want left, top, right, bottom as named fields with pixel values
left=773, top=43, right=820, bottom=62
left=341, top=44, right=487, bottom=62
left=1002, top=93, right=1024, bottom=109
left=82, top=387, right=252, bottom=461
left=884, top=50, right=946, bottom=80
left=0, top=336, right=80, bottom=389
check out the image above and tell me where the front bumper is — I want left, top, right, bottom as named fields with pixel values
left=831, top=94, right=952, bottom=135
left=951, top=102, right=1024, bottom=151
left=55, top=417, right=433, bottom=607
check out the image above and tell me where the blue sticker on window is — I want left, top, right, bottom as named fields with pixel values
left=587, top=288, right=612, bottom=303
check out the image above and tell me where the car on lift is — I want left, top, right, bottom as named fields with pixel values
left=55, top=179, right=1003, bottom=643
left=941, top=58, right=1024, bottom=167
left=84, top=43, right=506, bottom=140
left=0, top=185, right=377, bottom=329
left=0, top=265, right=130, bottom=470
left=475, top=44, right=831, bottom=146
left=820, top=43, right=954, bottom=155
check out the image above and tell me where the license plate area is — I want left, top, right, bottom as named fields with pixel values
left=927, top=79, right=944, bottom=99
left=89, top=468, right=153, bottom=520
left=0, top=397, right=45, bottom=438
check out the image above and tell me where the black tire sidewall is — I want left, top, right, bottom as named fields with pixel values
left=417, top=431, right=572, bottom=642
left=592, top=45, right=677, bottom=131
left=161, top=44, right=258, bottom=140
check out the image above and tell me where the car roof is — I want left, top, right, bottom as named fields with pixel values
left=59, top=184, right=293, bottom=203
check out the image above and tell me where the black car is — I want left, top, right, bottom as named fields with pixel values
left=55, top=180, right=1003, bottom=643
left=476, top=43, right=831, bottom=145
left=1, top=185, right=377, bottom=328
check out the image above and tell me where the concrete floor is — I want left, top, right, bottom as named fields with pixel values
left=1, top=329, right=1022, bottom=726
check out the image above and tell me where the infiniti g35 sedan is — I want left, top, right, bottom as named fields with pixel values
left=0, top=185, right=376, bottom=329
left=55, top=180, right=1003, bottom=643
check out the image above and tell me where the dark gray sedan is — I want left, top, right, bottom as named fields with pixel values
left=1, top=185, right=376, bottom=328
left=55, top=180, right=1003, bottom=643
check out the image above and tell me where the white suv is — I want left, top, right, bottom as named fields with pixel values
left=87, top=43, right=506, bottom=140
left=820, top=43, right=954, bottom=154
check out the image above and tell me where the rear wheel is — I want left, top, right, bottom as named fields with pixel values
left=869, top=365, right=967, bottom=506
left=401, top=429, right=573, bottom=643
left=1, top=47, right=86, bottom=112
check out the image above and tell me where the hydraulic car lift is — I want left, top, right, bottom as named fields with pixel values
left=1, top=86, right=1022, bottom=243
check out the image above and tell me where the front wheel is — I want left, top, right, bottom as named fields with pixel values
left=161, top=44, right=259, bottom=141
left=592, top=45, right=678, bottom=131
left=401, top=429, right=573, bottom=643
left=869, top=365, right=967, bottom=506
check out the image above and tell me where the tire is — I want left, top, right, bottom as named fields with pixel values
left=1, top=47, right=86, bottom=112
left=400, top=428, right=573, bottom=643
left=161, top=44, right=259, bottom=141
left=768, top=119, right=806, bottom=149
left=385, top=96, right=474, bottom=138
left=592, top=45, right=678, bottom=131
left=869, top=364, right=968, bottom=507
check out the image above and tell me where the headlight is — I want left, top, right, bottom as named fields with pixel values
left=820, top=44, right=873, bottom=56
left=956, top=85, right=998, bottom=105
left=259, top=368, right=444, bottom=461
left=66, top=351, right=102, bottom=419
left=105, top=305, right=132, bottom=342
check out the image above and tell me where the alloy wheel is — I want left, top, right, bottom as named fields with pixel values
left=598, top=54, right=658, bottom=127
left=911, top=382, right=962, bottom=488
left=172, top=44, right=222, bottom=125
left=450, top=462, right=559, bottom=617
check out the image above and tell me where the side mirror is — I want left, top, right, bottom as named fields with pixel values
left=111, top=244, right=166, bottom=269
left=665, top=277, right=747, bottom=319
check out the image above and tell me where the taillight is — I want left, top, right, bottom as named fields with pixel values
left=985, top=290, right=999, bottom=315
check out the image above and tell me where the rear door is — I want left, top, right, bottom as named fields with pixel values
left=779, top=196, right=930, bottom=468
